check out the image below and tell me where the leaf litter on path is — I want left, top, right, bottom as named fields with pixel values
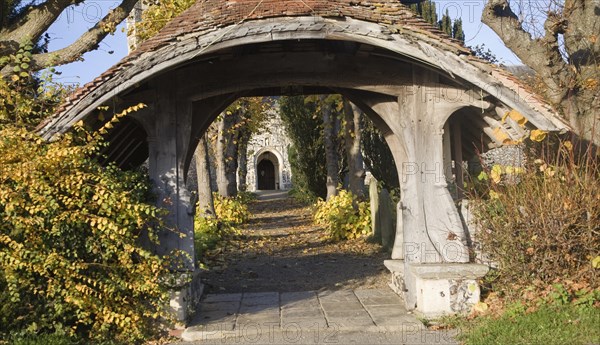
left=201, top=196, right=389, bottom=293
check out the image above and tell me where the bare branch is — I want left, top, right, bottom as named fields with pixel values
left=482, top=0, right=571, bottom=105
left=0, top=0, right=83, bottom=47
left=1, top=0, right=138, bottom=76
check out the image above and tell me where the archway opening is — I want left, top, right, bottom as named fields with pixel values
left=256, top=153, right=278, bottom=190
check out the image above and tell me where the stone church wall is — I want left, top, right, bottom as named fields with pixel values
left=244, top=106, right=293, bottom=191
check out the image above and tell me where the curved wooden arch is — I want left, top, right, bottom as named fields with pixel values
left=37, top=3, right=572, bottom=319
left=41, top=16, right=566, bottom=140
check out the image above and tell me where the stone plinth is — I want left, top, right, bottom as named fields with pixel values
left=385, top=260, right=488, bottom=318
left=168, top=270, right=205, bottom=325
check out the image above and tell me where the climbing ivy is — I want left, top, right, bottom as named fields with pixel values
left=0, top=51, right=171, bottom=342
left=0, top=41, right=69, bottom=129
left=0, top=109, right=171, bottom=342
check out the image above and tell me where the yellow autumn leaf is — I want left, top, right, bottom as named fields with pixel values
left=472, top=302, right=489, bottom=313
left=563, top=141, right=573, bottom=151
left=490, top=165, right=503, bottom=183
left=530, top=129, right=547, bottom=142
left=489, top=190, right=500, bottom=199
left=592, top=256, right=600, bottom=269
left=503, top=109, right=528, bottom=127
left=583, top=78, right=598, bottom=90
left=492, top=127, right=511, bottom=143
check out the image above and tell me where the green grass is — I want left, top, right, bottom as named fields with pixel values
left=453, top=303, right=600, bottom=345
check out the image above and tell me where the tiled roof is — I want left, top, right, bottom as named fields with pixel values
left=42, top=0, right=568, bottom=134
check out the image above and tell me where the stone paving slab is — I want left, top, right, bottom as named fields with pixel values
left=182, top=289, right=424, bottom=342
left=202, top=293, right=242, bottom=303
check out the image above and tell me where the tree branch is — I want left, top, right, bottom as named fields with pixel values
left=1, top=0, right=138, bottom=76
left=0, top=0, right=83, bottom=48
left=481, top=0, right=572, bottom=105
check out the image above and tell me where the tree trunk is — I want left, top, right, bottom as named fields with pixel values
left=195, top=135, right=215, bottom=218
left=237, top=127, right=251, bottom=192
left=481, top=0, right=600, bottom=144
left=343, top=99, right=365, bottom=200
left=321, top=95, right=339, bottom=201
left=1, top=0, right=138, bottom=76
left=215, top=111, right=240, bottom=197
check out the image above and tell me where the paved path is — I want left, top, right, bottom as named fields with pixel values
left=179, top=194, right=458, bottom=344
left=254, top=190, right=289, bottom=201
left=182, top=289, right=427, bottom=342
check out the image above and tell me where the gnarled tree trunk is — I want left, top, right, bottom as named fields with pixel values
left=482, top=0, right=600, bottom=144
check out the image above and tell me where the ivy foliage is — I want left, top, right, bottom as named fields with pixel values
left=0, top=53, right=171, bottom=342
left=314, top=189, right=371, bottom=241
left=212, top=192, right=250, bottom=226
left=0, top=120, right=171, bottom=343
left=0, top=41, right=69, bottom=129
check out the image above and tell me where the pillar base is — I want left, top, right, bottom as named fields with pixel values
left=384, top=259, right=406, bottom=297
left=385, top=260, right=488, bottom=318
left=167, top=269, right=204, bottom=325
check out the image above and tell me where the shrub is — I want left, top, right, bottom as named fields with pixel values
left=212, top=193, right=250, bottom=225
left=470, top=137, right=599, bottom=295
left=9, top=333, right=80, bottom=345
left=289, top=187, right=318, bottom=205
left=194, top=192, right=253, bottom=264
left=193, top=216, right=237, bottom=264
left=314, top=189, right=371, bottom=240
left=0, top=123, right=170, bottom=343
left=236, top=191, right=257, bottom=204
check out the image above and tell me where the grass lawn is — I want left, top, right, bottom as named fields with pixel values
left=450, top=303, right=600, bottom=345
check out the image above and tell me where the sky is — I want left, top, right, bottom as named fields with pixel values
left=46, top=0, right=523, bottom=86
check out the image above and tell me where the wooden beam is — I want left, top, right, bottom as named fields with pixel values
left=451, top=119, right=464, bottom=200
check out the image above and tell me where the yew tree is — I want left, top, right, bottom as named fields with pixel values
left=482, top=0, right=600, bottom=143
left=0, top=0, right=137, bottom=76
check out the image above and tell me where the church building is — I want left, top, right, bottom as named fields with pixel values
left=244, top=106, right=293, bottom=191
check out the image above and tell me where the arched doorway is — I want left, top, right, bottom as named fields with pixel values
left=255, top=150, right=280, bottom=190
left=257, top=159, right=276, bottom=190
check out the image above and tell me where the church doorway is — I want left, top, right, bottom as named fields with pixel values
left=257, top=157, right=277, bottom=190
